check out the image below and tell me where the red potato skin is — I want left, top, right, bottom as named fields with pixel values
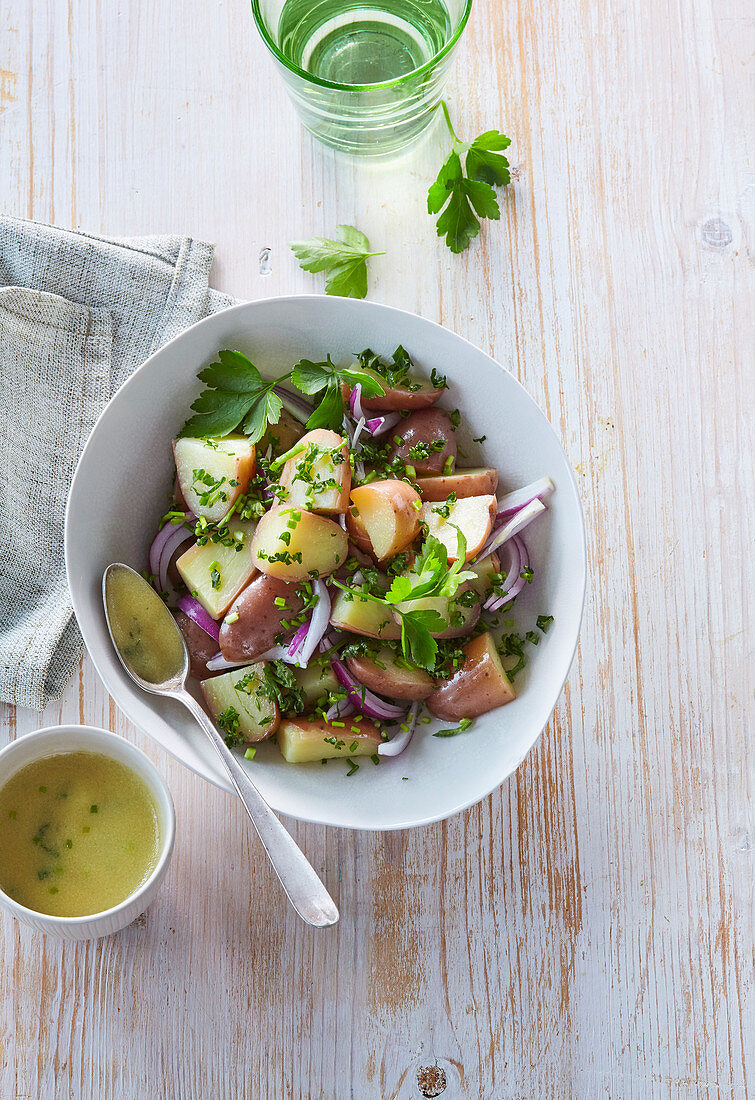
left=427, top=632, right=516, bottom=721
left=173, top=610, right=222, bottom=680
left=389, top=409, right=457, bottom=474
left=172, top=476, right=189, bottom=511
left=219, top=574, right=305, bottom=662
left=342, top=378, right=443, bottom=413
left=431, top=598, right=481, bottom=639
left=349, top=479, right=422, bottom=561
left=345, top=506, right=373, bottom=556
left=345, top=654, right=434, bottom=701
left=416, top=467, right=499, bottom=501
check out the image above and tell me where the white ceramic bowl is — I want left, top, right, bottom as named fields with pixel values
left=66, top=296, right=586, bottom=830
left=0, top=725, right=176, bottom=939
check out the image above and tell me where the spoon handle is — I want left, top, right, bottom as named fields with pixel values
left=177, top=690, right=339, bottom=928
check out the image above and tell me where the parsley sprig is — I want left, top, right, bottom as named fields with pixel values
left=428, top=101, right=512, bottom=254
left=179, top=349, right=386, bottom=442
left=290, top=225, right=385, bottom=299
left=291, top=355, right=386, bottom=431
left=336, top=528, right=475, bottom=672
left=179, top=350, right=284, bottom=443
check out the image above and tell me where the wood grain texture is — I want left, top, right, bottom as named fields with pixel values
left=1, top=0, right=753, bottom=1095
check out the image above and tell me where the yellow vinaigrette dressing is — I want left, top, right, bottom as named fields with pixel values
left=104, top=566, right=185, bottom=685
left=0, top=752, right=160, bottom=917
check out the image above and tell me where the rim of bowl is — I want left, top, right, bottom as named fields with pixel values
left=65, top=295, right=587, bottom=829
left=250, top=0, right=473, bottom=93
left=0, top=725, right=176, bottom=925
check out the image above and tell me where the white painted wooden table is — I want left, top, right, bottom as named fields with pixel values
left=1, top=0, right=753, bottom=1096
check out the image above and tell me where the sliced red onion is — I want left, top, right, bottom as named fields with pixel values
left=325, top=698, right=355, bottom=722
left=177, top=595, right=220, bottom=642
left=257, top=645, right=302, bottom=665
left=367, top=412, right=402, bottom=437
left=355, top=458, right=366, bottom=482
left=496, top=476, right=554, bottom=519
left=349, top=382, right=364, bottom=421
left=483, top=535, right=530, bottom=611
left=287, top=621, right=309, bottom=658
left=330, top=658, right=408, bottom=721
left=148, top=513, right=196, bottom=596
left=294, top=581, right=331, bottom=667
left=352, top=415, right=367, bottom=449
left=337, top=513, right=348, bottom=531
left=274, top=386, right=313, bottom=425
left=206, top=651, right=251, bottom=672
left=318, top=630, right=336, bottom=654
left=476, top=499, right=546, bottom=563
left=378, top=703, right=419, bottom=757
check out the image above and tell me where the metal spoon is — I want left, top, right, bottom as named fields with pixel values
left=102, top=563, right=338, bottom=928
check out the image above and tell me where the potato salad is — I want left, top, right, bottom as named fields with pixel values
left=146, top=346, right=554, bottom=771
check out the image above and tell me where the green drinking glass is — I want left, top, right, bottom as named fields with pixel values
left=251, top=0, right=473, bottom=155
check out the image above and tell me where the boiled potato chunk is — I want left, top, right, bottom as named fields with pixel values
left=251, top=506, right=348, bottom=581
left=392, top=588, right=480, bottom=639
left=427, top=632, right=516, bottom=721
left=416, top=467, right=499, bottom=501
left=201, top=664, right=280, bottom=742
left=467, top=551, right=501, bottom=599
left=330, top=589, right=401, bottom=640
left=346, top=646, right=434, bottom=700
left=174, top=434, right=255, bottom=522
left=257, top=409, right=304, bottom=459
left=345, top=505, right=372, bottom=555
left=421, top=495, right=496, bottom=562
left=277, top=716, right=382, bottom=763
left=389, top=409, right=457, bottom=474
left=291, top=659, right=340, bottom=709
left=347, top=366, right=443, bottom=412
left=278, top=429, right=350, bottom=514
left=219, top=574, right=305, bottom=662
left=176, top=518, right=257, bottom=619
left=349, top=480, right=421, bottom=560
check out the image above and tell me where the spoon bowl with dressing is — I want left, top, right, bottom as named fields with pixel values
left=102, top=564, right=339, bottom=928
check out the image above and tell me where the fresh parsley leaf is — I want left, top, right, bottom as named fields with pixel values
left=292, top=355, right=385, bottom=430
left=398, top=608, right=444, bottom=670
left=242, top=387, right=283, bottom=443
left=291, top=357, right=334, bottom=395
left=428, top=102, right=512, bottom=253
left=305, top=380, right=345, bottom=431
left=290, top=225, right=385, bottom=299
left=180, top=349, right=287, bottom=443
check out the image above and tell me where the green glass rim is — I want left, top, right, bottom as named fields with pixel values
left=250, top=0, right=474, bottom=92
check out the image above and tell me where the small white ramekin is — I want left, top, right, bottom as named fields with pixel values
left=0, top=725, right=175, bottom=940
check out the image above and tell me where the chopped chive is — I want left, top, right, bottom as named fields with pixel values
left=38, top=786, right=47, bottom=793
left=244, top=747, right=257, bottom=761
left=345, top=759, right=359, bottom=776
left=90, top=804, right=98, bottom=814
left=370, top=754, right=380, bottom=765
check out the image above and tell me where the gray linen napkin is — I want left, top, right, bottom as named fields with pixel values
left=0, top=216, right=232, bottom=710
